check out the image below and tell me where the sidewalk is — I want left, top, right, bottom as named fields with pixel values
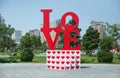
left=0, top=63, right=120, bottom=78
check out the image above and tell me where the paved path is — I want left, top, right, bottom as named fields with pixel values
left=0, top=63, right=120, bottom=78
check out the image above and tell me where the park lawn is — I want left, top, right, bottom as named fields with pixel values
left=30, top=54, right=120, bottom=64
left=81, top=54, right=120, bottom=64
left=81, top=54, right=98, bottom=63
left=112, top=58, right=120, bottom=64
left=0, top=52, right=120, bottom=64
left=32, top=56, right=46, bottom=63
left=17, top=56, right=46, bottom=63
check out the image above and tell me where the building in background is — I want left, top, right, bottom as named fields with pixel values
left=0, top=14, right=5, bottom=24
left=12, top=30, right=22, bottom=44
left=29, top=29, right=40, bottom=36
left=90, top=20, right=106, bottom=39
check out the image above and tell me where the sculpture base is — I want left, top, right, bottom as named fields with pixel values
left=46, top=50, right=80, bottom=70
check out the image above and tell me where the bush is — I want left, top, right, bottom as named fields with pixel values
left=20, top=49, right=34, bottom=62
left=0, top=48, right=5, bottom=52
left=0, top=57, right=17, bottom=63
left=97, top=50, right=113, bottom=63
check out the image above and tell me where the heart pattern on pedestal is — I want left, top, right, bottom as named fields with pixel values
left=47, top=50, right=80, bottom=70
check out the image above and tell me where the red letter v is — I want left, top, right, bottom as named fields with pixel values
left=40, top=9, right=61, bottom=50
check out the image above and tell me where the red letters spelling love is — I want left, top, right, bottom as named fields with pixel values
left=40, top=9, right=80, bottom=50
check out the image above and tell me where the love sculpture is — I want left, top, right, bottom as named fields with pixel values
left=40, top=9, right=81, bottom=70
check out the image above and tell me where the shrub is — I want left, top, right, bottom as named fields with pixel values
left=0, top=48, right=5, bottom=52
left=0, top=58, right=7, bottom=63
left=97, top=50, right=113, bottom=63
left=20, top=49, right=34, bottom=62
left=0, top=57, right=17, bottom=63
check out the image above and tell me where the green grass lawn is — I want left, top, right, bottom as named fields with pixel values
left=81, top=54, right=98, bottom=63
left=32, top=56, right=46, bottom=63
left=30, top=54, right=120, bottom=64
left=0, top=52, right=120, bottom=64
left=81, top=54, right=120, bottom=64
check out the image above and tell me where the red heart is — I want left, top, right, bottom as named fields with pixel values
left=47, top=56, right=50, bottom=59
left=52, top=56, right=55, bottom=59
left=66, top=66, right=70, bottom=69
left=61, top=56, right=65, bottom=59
left=76, top=56, right=80, bottom=59
left=76, top=51, right=80, bottom=54
left=57, top=51, right=60, bottom=54
left=48, top=51, right=51, bottom=54
left=71, top=56, right=75, bottom=59
left=52, top=66, right=55, bottom=69
left=72, top=66, right=75, bottom=69
left=62, top=51, right=65, bottom=54
left=71, top=51, right=75, bottom=54
left=72, top=61, right=75, bottom=64
left=52, top=61, right=55, bottom=64
left=61, top=61, right=65, bottom=64
left=47, top=61, right=50, bottom=63
left=56, top=61, right=60, bottom=64
left=76, top=66, right=80, bottom=68
left=56, top=66, right=59, bottom=69
left=56, top=56, right=60, bottom=59
left=67, top=51, right=70, bottom=54
left=52, top=51, right=55, bottom=54
left=61, top=67, right=64, bottom=70
left=76, top=61, right=80, bottom=64
left=47, top=65, right=50, bottom=68
left=66, top=61, right=70, bottom=64
left=66, top=56, right=70, bottom=59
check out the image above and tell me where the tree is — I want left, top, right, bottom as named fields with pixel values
left=40, top=41, right=47, bottom=52
left=82, top=27, right=99, bottom=56
left=19, top=33, right=34, bottom=62
left=0, top=24, right=16, bottom=52
left=31, top=35, right=41, bottom=50
left=19, top=33, right=42, bottom=51
left=100, top=37, right=114, bottom=51
left=106, top=23, right=120, bottom=48
left=68, top=20, right=81, bottom=48
left=20, top=33, right=33, bottom=49
left=97, top=37, right=114, bottom=63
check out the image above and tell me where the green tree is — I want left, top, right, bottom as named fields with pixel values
left=19, top=33, right=34, bottom=62
left=20, top=33, right=33, bottom=49
left=100, top=37, right=114, bottom=51
left=68, top=20, right=81, bottom=48
left=20, top=33, right=42, bottom=51
left=40, top=41, right=47, bottom=52
left=97, top=36, right=114, bottom=63
left=106, top=23, right=120, bottom=48
left=0, top=24, right=16, bottom=52
left=31, top=35, right=41, bottom=50
left=82, top=27, right=99, bottom=56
